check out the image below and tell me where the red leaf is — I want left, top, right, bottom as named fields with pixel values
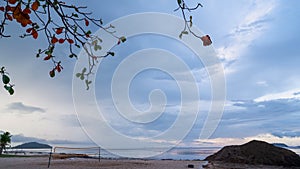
left=8, top=0, right=17, bottom=4
left=31, top=1, right=39, bottom=11
left=56, top=65, right=62, bottom=72
left=85, top=19, right=89, bottom=26
left=200, top=35, right=212, bottom=46
left=6, top=6, right=12, bottom=11
left=67, top=39, right=74, bottom=44
left=56, top=66, right=61, bottom=72
left=51, top=37, right=58, bottom=44
left=44, top=55, right=52, bottom=61
left=23, top=8, right=31, bottom=14
left=55, top=28, right=63, bottom=35
left=21, top=22, right=27, bottom=27
left=6, top=14, right=13, bottom=21
left=0, top=6, right=4, bottom=12
left=58, top=39, right=65, bottom=44
left=31, top=29, right=38, bottom=39
left=26, top=28, right=33, bottom=33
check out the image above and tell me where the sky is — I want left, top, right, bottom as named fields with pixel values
left=1, top=0, right=300, bottom=151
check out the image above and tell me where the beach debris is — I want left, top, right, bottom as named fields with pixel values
left=187, top=164, right=194, bottom=168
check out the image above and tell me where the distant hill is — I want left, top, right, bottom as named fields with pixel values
left=272, top=143, right=300, bottom=149
left=273, top=143, right=289, bottom=148
left=13, top=142, right=52, bottom=149
left=205, top=140, right=300, bottom=167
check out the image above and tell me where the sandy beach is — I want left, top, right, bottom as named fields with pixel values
left=1, top=156, right=300, bottom=169
left=0, top=157, right=205, bottom=169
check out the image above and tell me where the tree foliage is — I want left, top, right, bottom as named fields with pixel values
left=0, top=131, right=12, bottom=155
left=0, top=0, right=211, bottom=94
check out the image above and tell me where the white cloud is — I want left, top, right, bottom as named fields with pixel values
left=254, top=88, right=300, bottom=102
left=5, top=102, right=46, bottom=114
left=217, top=0, right=277, bottom=72
left=193, top=133, right=300, bottom=147
left=256, top=81, right=268, bottom=87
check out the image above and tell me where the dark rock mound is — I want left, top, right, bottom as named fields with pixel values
left=205, top=140, right=300, bottom=167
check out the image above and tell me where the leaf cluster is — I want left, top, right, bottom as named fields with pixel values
left=0, top=67, right=14, bottom=95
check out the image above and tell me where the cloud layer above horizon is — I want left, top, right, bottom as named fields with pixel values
left=1, top=0, right=300, bottom=147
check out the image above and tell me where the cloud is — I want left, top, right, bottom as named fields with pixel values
left=254, top=88, right=300, bottom=102
left=6, top=102, right=46, bottom=114
left=11, top=133, right=92, bottom=145
left=59, top=114, right=82, bottom=128
left=256, top=81, right=268, bottom=87
left=217, top=0, right=277, bottom=72
left=11, top=134, right=48, bottom=143
left=233, top=99, right=300, bottom=114
left=194, top=133, right=300, bottom=147
left=203, top=96, right=300, bottom=140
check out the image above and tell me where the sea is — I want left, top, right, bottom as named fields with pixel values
left=6, top=145, right=300, bottom=161
left=6, top=146, right=220, bottom=160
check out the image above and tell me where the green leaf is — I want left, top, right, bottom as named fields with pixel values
left=8, top=87, right=14, bottom=95
left=82, top=67, right=87, bottom=73
left=49, top=70, right=55, bottom=78
left=74, top=26, right=78, bottom=33
left=86, top=30, right=92, bottom=35
left=108, top=52, right=115, bottom=56
left=94, top=45, right=102, bottom=51
left=76, top=73, right=82, bottom=78
left=179, top=33, right=183, bottom=39
left=2, top=74, right=10, bottom=84
left=45, top=51, right=50, bottom=55
left=72, top=13, right=79, bottom=18
left=97, top=37, right=103, bottom=43
left=35, top=24, right=40, bottom=29
left=4, top=85, right=10, bottom=90
left=120, top=36, right=126, bottom=43
left=69, top=54, right=77, bottom=58
left=181, top=31, right=189, bottom=35
left=4, top=85, right=14, bottom=95
left=177, top=0, right=182, bottom=4
left=92, top=40, right=98, bottom=45
left=80, top=75, right=84, bottom=80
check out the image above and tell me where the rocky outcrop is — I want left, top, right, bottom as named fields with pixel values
left=205, top=140, right=300, bottom=167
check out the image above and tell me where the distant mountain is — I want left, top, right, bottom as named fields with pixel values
left=205, top=140, right=300, bottom=167
left=273, top=143, right=289, bottom=148
left=272, top=143, right=300, bottom=149
left=13, top=142, right=52, bottom=149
